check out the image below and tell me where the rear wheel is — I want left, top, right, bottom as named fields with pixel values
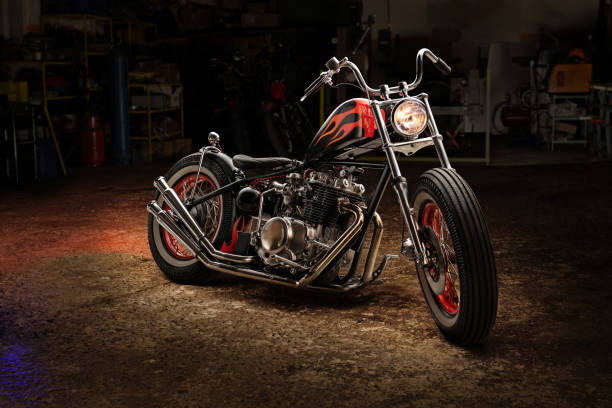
left=147, top=154, right=235, bottom=283
left=413, top=168, right=497, bottom=346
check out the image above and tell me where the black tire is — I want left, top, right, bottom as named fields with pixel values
left=147, top=154, right=235, bottom=284
left=412, top=168, right=497, bottom=346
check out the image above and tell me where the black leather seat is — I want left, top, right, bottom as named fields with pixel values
left=232, top=154, right=294, bottom=171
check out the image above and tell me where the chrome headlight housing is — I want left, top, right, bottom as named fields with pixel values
left=391, top=98, right=428, bottom=140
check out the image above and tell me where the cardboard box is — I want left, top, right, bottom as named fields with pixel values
left=184, top=6, right=213, bottom=30
left=246, top=2, right=267, bottom=13
left=116, top=26, right=147, bottom=45
left=131, top=95, right=168, bottom=110
left=241, top=13, right=280, bottom=28
left=555, top=122, right=578, bottom=135
left=158, top=85, right=182, bottom=107
left=548, top=64, right=592, bottom=94
left=222, top=0, right=243, bottom=10
left=152, top=63, right=180, bottom=82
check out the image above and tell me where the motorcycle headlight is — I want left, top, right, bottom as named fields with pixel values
left=391, top=98, right=428, bottom=139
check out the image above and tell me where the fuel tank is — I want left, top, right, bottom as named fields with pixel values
left=304, top=98, right=384, bottom=162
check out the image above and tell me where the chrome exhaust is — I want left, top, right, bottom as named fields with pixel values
left=148, top=200, right=301, bottom=286
left=148, top=199, right=367, bottom=293
left=147, top=201, right=202, bottom=258
left=297, top=199, right=364, bottom=287
left=153, top=176, right=254, bottom=264
left=150, top=179, right=367, bottom=291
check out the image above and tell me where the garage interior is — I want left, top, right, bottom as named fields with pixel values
left=1, top=0, right=611, bottom=407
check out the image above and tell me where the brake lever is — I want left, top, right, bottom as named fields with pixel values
left=300, top=71, right=332, bottom=102
left=300, top=57, right=350, bottom=102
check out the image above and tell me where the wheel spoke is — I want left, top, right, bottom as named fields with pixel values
left=422, top=201, right=461, bottom=315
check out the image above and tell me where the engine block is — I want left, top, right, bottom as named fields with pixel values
left=303, top=182, right=362, bottom=227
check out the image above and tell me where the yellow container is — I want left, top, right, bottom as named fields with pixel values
left=0, top=81, right=29, bottom=102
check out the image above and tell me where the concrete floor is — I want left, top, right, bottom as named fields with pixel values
left=1, top=160, right=611, bottom=407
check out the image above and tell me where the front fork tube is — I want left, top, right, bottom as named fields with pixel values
left=371, top=102, right=429, bottom=265
left=422, top=95, right=452, bottom=170
left=391, top=178, right=427, bottom=264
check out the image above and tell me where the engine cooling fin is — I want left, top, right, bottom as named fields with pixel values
left=303, top=182, right=363, bottom=227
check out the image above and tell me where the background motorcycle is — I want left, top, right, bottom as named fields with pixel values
left=147, top=48, right=498, bottom=346
left=254, top=47, right=315, bottom=158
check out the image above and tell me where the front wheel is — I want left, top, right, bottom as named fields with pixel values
left=412, top=168, right=498, bottom=346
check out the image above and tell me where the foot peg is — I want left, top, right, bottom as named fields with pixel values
left=370, top=254, right=399, bottom=282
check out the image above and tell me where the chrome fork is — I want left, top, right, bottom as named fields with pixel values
left=369, top=97, right=452, bottom=265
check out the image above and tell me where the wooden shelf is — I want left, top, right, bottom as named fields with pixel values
left=6, top=61, right=76, bottom=66
left=132, top=131, right=182, bottom=141
left=128, top=82, right=182, bottom=88
left=128, top=81, right=183, bottom=161
left=38, top=13, right=113, bottom=176
left=553, top=116, right=593, bottom=121
left=129, top=106, right=181, bottom=114
left=42, top=13, right=112, bottom=22
left=46, top=95, right=81, bottom=101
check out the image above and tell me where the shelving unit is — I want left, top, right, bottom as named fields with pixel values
left=5, top=60, right=83, bottom=175
left=34, top=13, right=114, bottom=174
left=128, top=82, right=184, bottom=162
left=591, top=84, right=612, bottom=156
left=550, top=94, right=592, bottom=152
left=41, top=14, right=113, bottom=67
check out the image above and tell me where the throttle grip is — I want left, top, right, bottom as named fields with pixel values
left=433, top=58, right=452, bottom=75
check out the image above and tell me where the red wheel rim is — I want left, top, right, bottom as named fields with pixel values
left=161, top=173, right=221, bottom=260
left=421, top=202, right=460, bottom=315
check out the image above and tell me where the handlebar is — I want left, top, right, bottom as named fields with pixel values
left=300, top=48, right=451, bottom=102
left=300, top=71, right=331, bottom=102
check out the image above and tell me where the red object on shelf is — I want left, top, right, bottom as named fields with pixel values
left=81, top=115, right=105, bottom=167
left=500, top=106, right=530, bottom=128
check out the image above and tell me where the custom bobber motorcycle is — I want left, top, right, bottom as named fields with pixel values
left=147, top=49, right=498, bottom=345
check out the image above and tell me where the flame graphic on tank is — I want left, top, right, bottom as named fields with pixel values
left=313, top=104, right=361, bottom=147
left=305, top=99, right=385, bottom=162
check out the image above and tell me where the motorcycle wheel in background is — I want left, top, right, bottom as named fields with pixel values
left=147, top=154, right=235, bottom=283
left=264, top=101, right=314, bottom=158
left=412, top=168, right=498, bottom=346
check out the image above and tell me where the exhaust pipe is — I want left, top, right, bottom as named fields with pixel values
left=149, top=179, right=366, bottom=291
left=148, top=199, right=366, bottom=293
left=148, top=200, right=301, bottom=287
left=297, top=199, right=364, bottom=287
left=147, top=201, right=202, bottom=258
left=153, top=176, right=254, bottom=264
